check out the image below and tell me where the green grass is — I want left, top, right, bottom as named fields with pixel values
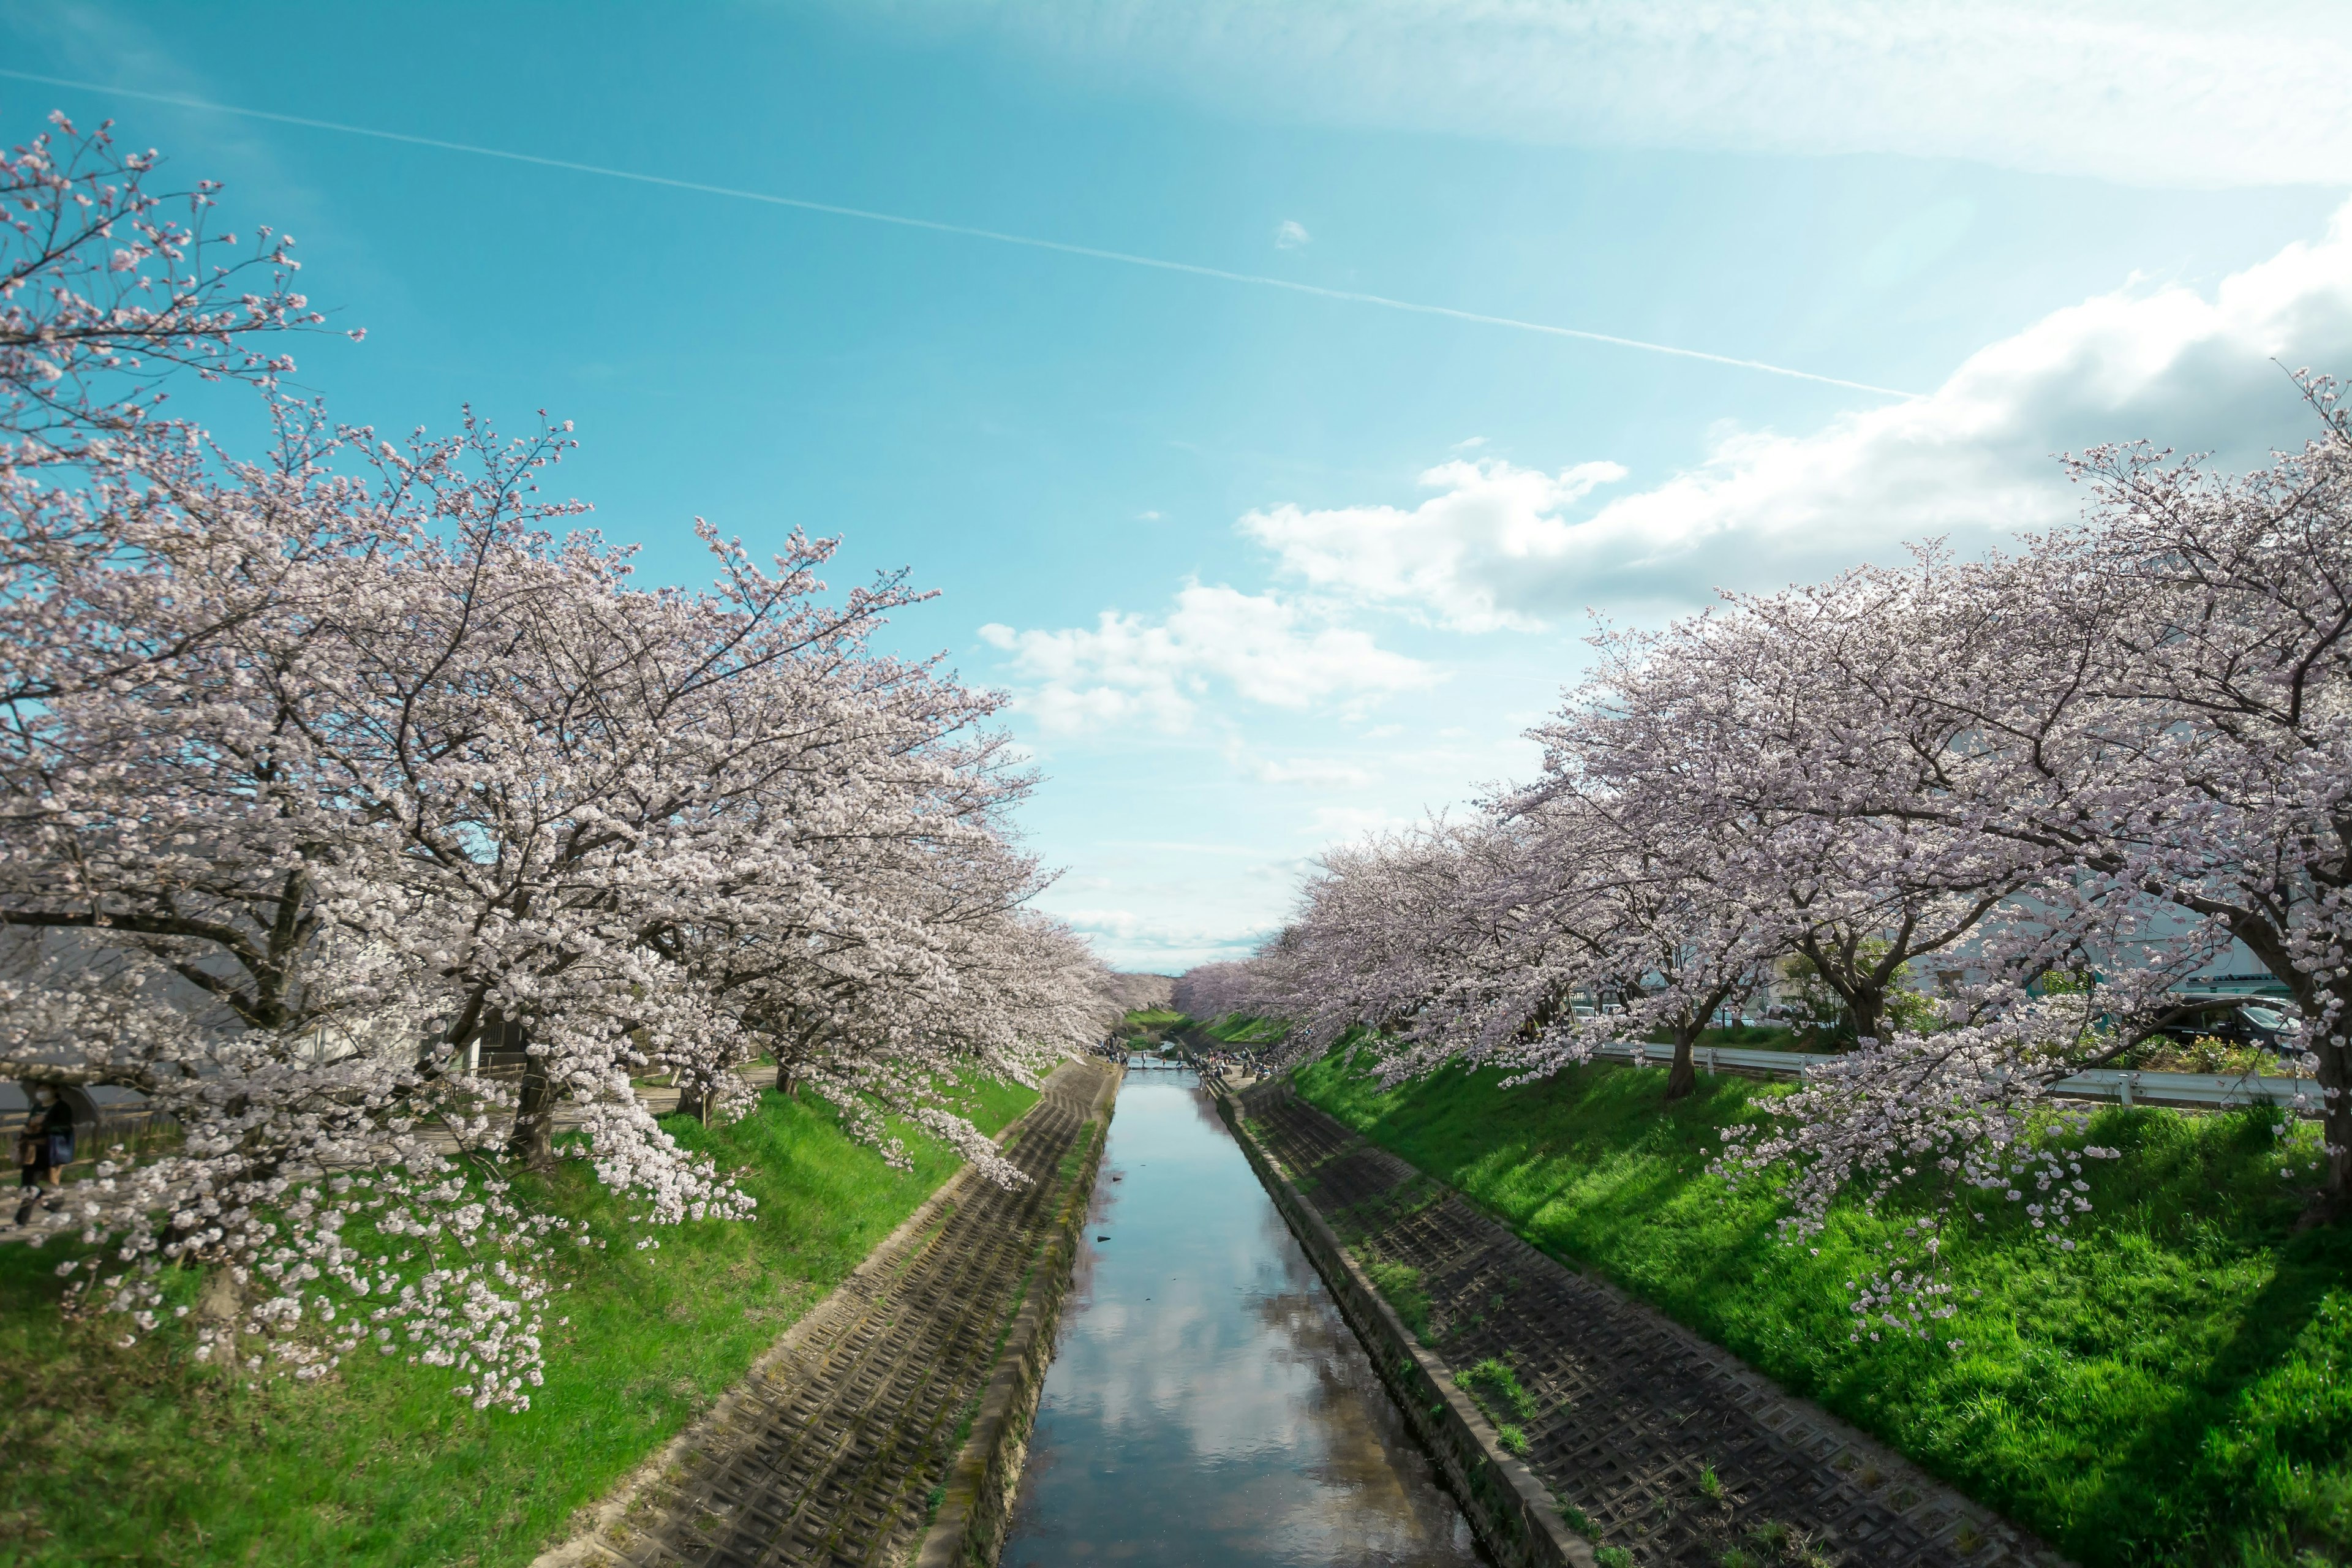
left=1691, top=1023, right=1808, bottom=1051
left=1202, top=1014, right=1290, bottom=1046
left=1294, top=1047, right=2352, bottom=1568
left=1459, top=1355, right=1538, bottom=1425
left=1359, top=1252, right=1433, bottom=1343
left=0, top=1075, right=1037, bottom=1567
left=1121, top=1008, right=1191, bottom=1031
left=1457, top=1358, right=1537, bottom=1455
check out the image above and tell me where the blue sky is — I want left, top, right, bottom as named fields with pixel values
left=6, top=2, right=2350, bottom=971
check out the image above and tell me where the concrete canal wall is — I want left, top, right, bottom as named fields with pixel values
left=536, top=1060, right=1118, bottom=1568
left=913, top=1064, right=1120, bottom=1568
left=1226, top=1077, right=2070, bottom=1568
left=1209, top=1077, right=1593, bottom=1568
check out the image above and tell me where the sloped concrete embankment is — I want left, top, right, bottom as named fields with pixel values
left=537, top=1059, right=1117, bottom=1568
left=1227, top=1078, right=2071, bottom=1568
left=913, top=1064, right=1118, bottom=1568
left=1210, top=1077, right=1591, bottom=1568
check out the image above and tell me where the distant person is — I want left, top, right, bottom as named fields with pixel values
left=15, top=1087, right=72, bottom=1225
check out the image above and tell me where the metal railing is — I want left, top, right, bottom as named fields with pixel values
left=1589, top=1040, right=2321, bottom=1110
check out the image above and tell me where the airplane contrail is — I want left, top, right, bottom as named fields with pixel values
left=0, top=66, right=1921, bottom=399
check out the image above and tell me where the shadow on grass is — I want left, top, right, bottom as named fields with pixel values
left=2064, top=1203, right=2351, bottom=1563
left=0, top=1074, right=1038, bottom=1568
left=1294, top=1049, right=2352, bottom=1568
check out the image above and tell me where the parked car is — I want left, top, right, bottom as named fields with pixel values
left=2151, top=993, right=2302, bottom=1054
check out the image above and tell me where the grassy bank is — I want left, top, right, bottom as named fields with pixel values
left=0, top=1076, right=1036, bottom=1567
left=1292, top=1048, right=2351, bottom=1568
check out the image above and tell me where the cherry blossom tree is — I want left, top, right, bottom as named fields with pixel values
left=1240, top=381, right=2352, bottom=1341
left=1170, top=960, right=1262, bottom=1024
left=1837, top=394, right=2352, bottom=1218
left=1243, top=821, right=1507, bottom=1061
left=3, top=111, right=345, bottom=469
left=0, top=113, right=1108, bottom=1401
left=1476, top=790, right=1770, bottom=1100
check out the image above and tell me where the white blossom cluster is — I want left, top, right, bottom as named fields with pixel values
left=1194, top=377, right=2352, bottom=1313
left=0, top=117, right=1109, bottom=1406
left=1709, top=1008, right=2125, bottom=1344
left=1170, top=962, right=1263, bottom=1025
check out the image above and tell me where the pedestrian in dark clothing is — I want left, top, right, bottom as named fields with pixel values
left=16, top=1089, right=72, bottom=1226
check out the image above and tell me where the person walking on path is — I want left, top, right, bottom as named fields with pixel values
left=15, top=1089, right=74, bottom=1226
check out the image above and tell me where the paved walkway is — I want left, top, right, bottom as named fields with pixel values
left=1242, top=1081, right=2070, bottom=1568
left=548, top=1059, right=1116, bottom=1568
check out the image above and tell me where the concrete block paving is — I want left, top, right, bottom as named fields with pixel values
left=1242, top=1083, right=2074, bottom=1568
left=578, top=1061, right=1113, bottom=1568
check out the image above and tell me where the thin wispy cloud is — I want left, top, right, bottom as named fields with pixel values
left=0, top=66, right=1913, bottom=398
left=865, top=0, right=2352, bottom=189
left=1274, top=219, right=1310, bottom=249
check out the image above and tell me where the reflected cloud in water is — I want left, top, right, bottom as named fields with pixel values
left=1001, top=1074, right=1487, bottom=1566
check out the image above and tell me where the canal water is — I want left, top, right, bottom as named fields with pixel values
left=999, top=1065, right=1490, bottom=1566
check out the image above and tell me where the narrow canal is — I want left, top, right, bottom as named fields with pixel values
left=1000, top=1064, right=1490, bottom=1566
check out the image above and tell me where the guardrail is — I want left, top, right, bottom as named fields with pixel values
left=1590, top=1040, right=2321, bottom=1110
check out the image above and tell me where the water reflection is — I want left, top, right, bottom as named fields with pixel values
left=1000, top=1070, right=1489, bottom=1566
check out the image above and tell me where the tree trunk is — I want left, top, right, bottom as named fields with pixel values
left=1664, top=1022, right=1700, bottom=1101
left=2314, top=1078, right=2351, bottom=1228
left=507, top=1050, right=557, bottom=1167
left=2234, top=927, right=2351, bottom=1226
left=2299, top=978, right=2352, bottom=1227
left=1842, top=987, right=1885, bottom=1048
left=1795, top=936, right=1888, bottom=1049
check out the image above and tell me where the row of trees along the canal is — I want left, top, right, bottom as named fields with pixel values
left=0, top=115, right=1110, bottom=1409
left=1179, top=381, right=2352, bottom=1335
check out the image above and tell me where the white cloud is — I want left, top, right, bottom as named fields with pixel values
left=1243, top=200, right=2352, bottom=623
left=1137, top=509, right=1164, bottom=520
left=1242, top=457, right=1628, bottom=630
left=978, top=581, right=1436, bottom=733
left=1248, top=756, right=1377, bottom=788
left=1274, top=218, right=1311, bottom=249
left=1051, top=906, right=1268, bottom=958
left=858, top=1, right=2352, bottom=188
